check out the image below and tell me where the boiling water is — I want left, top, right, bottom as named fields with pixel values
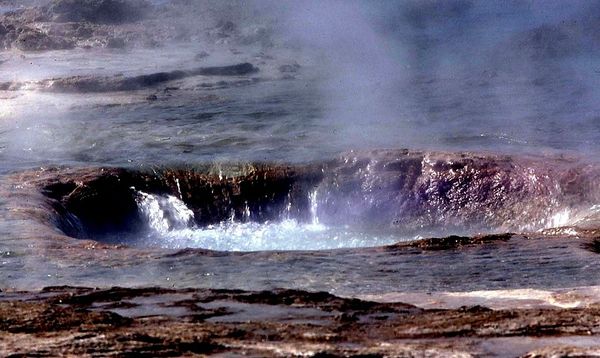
left=2, top=1, right=600, bottom=292
left=131, top=190, right=402, bottom=251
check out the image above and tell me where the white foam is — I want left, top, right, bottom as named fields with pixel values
left=546, top=208, right=572, bottom=229
left=134, top=190, right=399, bottom=251
left=136, top=191, right=194, bottom=233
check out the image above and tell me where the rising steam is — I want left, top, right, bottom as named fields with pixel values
left=2, top=0, right=600, bottom=171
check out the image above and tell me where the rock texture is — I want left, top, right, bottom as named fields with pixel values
left=0, top=63, right=259, bottom=92
left=16, top=150, right=599, bottom=240
left=0, top=0, right=275, bottom=51
left=2, top=286, right=600, bottom=357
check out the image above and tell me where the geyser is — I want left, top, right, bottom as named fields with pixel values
left=132, top=189, right=395, bottom=251
left=34, top=150, right=600, bottom=252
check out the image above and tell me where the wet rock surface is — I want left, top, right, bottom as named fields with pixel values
left=4, top=153, right=600, bottom=356
left=0, top=0, right=276, bottom=51
left=0, top=62, right=259, bottom=92
left=390, top=233, right=515, bottom=251
left=2, top=286, right=600, bottom=357
left=13, top=27, right=75, bottom=51
left=318, top=150, right=600, bottom=234
left=3, top=150, right=600, bottom=295
left=13, top=149, right=599, bottom=240
left=32, top=163, right=323, bottom=237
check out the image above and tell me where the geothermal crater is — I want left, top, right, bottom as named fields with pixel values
left=32, top=149, right=600, bottom=251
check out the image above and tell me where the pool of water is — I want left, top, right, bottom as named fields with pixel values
left=1, top=0, right=600, bottom=294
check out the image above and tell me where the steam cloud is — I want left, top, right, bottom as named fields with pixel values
left=2, top=0, right=600, bottom=171
left=260, top=0, right=600, bottom=154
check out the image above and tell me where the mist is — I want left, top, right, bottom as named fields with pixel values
left=2, top=0, right=600, bottom=172
left=149, top=0, right=600, bottom=156
left=244, top=0, right=600, bottom=155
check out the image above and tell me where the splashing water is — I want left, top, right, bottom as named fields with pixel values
left=135, top=191, right=195, bottom=233
left=133, top=184, right=600, bottom=251
left=134, top=190, right=401, bottom=251
left=308, top=188, right=320, bottom=226
left=545, top=209, right=572, bottom=230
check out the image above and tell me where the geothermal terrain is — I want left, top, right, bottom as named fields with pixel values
left=2, top=0, right=600, bottom=356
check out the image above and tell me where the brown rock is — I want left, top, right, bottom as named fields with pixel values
left=2, top=286, right=600, bottom=356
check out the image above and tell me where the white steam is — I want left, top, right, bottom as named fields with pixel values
left=271, top=0, right=413, bottom=148
left=2, top=0, right=600, bottom=169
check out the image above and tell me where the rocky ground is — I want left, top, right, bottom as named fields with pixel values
left=0, top=62, right=259, bottom=92
left=0, top=0, right=267, bottom=52
left=2, top=285, right=600, bottom=357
